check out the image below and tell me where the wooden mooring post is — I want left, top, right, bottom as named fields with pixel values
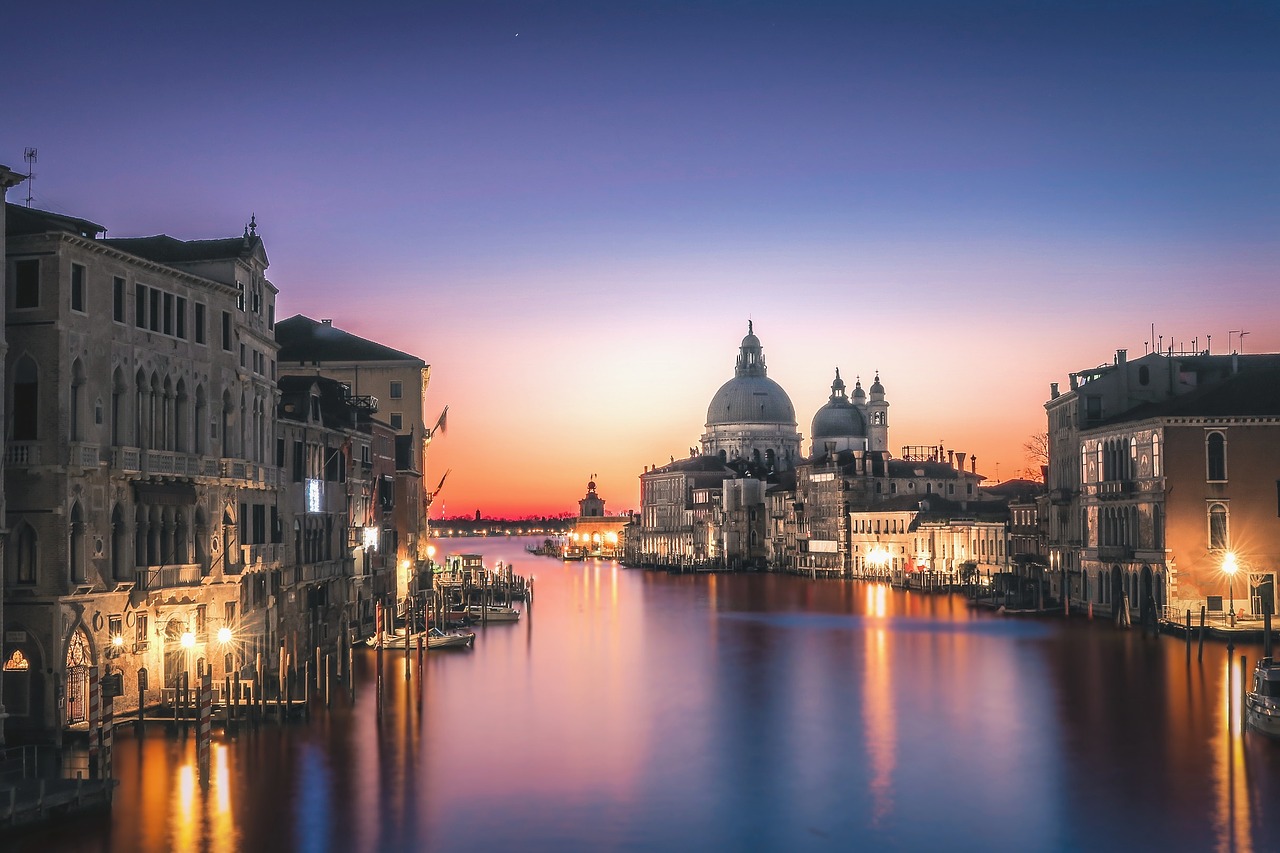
left=1198, top=606, right=1207, bottom=662
left=1185, top=610, right=1192, bottom=663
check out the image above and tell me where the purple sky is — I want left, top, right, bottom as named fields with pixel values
left=7, top=1, right=1278, bottom=515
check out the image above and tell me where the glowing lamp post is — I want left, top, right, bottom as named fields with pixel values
left=217, top=627, right=233, bottom=645
left=1224, top=552, right=1238, bottom=627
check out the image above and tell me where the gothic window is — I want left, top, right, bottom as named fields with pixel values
left=111, top=504, right=127, bottom=581
left=1152, top=434, right=1161, bottom=478
left=1208, top=503, right=1229, bottom=551
left=69, top=501, right=85, bottom=584
left=1207, top=432, right=1227, bottom=482
left=11, top=522, right=38, bottom=584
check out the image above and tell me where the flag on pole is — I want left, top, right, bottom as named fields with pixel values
left=432, top=406, right=448, bottom=437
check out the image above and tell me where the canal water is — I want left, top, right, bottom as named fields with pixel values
left=18, top=536, right=1280, bottom=852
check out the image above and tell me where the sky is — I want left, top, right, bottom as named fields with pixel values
left=5, top=0, right=1278, bottom=517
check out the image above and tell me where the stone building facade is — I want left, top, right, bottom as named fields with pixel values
left=3, top=204, right=280, bottom=739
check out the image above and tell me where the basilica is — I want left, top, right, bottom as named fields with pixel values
left=634, top=324, right=997, bottom=576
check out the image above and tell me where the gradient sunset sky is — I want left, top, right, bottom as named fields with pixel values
left=6, top=1, right=1278, bottom=517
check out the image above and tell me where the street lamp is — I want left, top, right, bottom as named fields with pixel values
left=1224, top=552, right=1239, bottom=627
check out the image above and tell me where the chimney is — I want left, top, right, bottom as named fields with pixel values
left=956, top=452, right=966, bottom=471
left=947, top=449, right=955, bottom=467
left=321, top=318, right=333, bottom=326
left=1116, top=348, right=1127, bottom=365
left=970, top=455, right=977, bottom=474
left=1050, top=382, right=1059, bottom=399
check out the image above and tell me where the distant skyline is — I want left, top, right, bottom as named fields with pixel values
left=6, top=1, right=1278, bottom=516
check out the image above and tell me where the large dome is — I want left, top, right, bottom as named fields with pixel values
left=704, top=322, right=796, bottom=426
left=707, top=374, right=796, bottom=425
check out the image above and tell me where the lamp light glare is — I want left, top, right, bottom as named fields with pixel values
left=218, top=627, right=233, bottom=644
left=181, top=631, right=196, bottom=649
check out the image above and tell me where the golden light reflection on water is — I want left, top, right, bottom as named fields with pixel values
left=1212, top=654, right=1255, bottom=853
left=171, top=762, right=196, bottom=853
left=862, top=622, right=896, bottom=825
left=38, top=539, right=1280, bottom=852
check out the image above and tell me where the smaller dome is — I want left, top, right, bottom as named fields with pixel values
left=870, top=372, right=884, bottom=395
left=852, top=378, right=865, bottom=401
left=812, top=401, right=866, bottom=440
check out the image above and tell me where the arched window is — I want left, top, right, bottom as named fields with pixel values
left=1208, top=503, right=1229, bottom=551
left=175, top=379, right=188, bottom=453
left=111, top=368, right=127, bottom=446
left=110, top=504, right=127, bottom=581
left=135, top=369, right=148, bottom=449
left=194, top=507, right=209, bottom=571
left=11, top=522, right=38, bottom=584
left=1152, top=434, right=1161, bottom=478
left=1207, top=432, right=1227, bottom=481
left=70, top=358, right=86, bottom=442
left=134, top=505, right=148, bottom=568
left=194, top=385, right=207, bottom=454
left=12, top=355, right=39, bottom=440
left=1081, top=445, right=1088, bottom=484
left=69, top=501, right=85, bottom=584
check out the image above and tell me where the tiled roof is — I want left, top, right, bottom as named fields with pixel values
left=6, top=202, right=105, bottom=238
left=103, top=234, right=265, bottom=265
left=275, top=315, right=424, bottom=364
left=1099, top=366, right=1280, bottom=424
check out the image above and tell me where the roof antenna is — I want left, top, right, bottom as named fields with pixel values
left=23, top=147, right=36, bottom=207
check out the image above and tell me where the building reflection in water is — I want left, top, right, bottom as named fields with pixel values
left=23, top=537, right=1280, bottom=852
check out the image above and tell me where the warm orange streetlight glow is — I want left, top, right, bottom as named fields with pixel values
left=181, top=631, right=196, bottom=649
left=217, top=626, right=233, bottom=644
left=1224, top=552, right=1239, bottom=627
left=111, top=634, right=125, bottom=648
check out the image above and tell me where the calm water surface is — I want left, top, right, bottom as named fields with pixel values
left=22, top=536, right=1280, bottom=852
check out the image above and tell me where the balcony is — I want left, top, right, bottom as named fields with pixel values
left=69, top=442, right=102, bottom=468
left=4, top=442, right=41, bottom=467
left=1096, top=544, right=1134, bottom=562
left=136, top=563, right=201, bottom=590
left=1049, top=488, right=1074, bottom=506
left=220, top=459, right=281, bottom=487
left=111, top=447, right=141, bottom=472
left=1097, top=480, right=1134, bottom=500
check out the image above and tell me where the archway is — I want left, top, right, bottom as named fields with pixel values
left=1110, top=566, right=1124, bottom=625
left=64, top=628, right=92, bottom=725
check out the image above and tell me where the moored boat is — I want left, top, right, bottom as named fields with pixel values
left=1247, top=656, right=1280, bottom=737
left=427, top=626, right=475, bottom=649
left=466, top=604, right=521, bottom=622
left=365, top=628, right=424, bottom=650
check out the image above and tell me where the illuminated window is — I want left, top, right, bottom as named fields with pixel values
left=1208, top=503, right=1229, bottom=551
left=1152, top=434, right=1161, bottom=477
left=3, top=649, right=29, bottom=671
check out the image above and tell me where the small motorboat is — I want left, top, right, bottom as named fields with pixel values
left=1246, top=656, right=1280, bottom=737
left=428, top=627, right=475, bottom=649
left=365, top=628, right=423, bottom=650
left=466, top=605, right=521, bottom=622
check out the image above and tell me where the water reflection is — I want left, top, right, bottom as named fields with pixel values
left=20, top=537, right=1280, bottom=852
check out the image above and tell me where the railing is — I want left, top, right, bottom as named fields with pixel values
left=220, top=459, right=281, bottom=487
left=111, top=447, right=142, bottom=472
left=4, top=442, right=41, bottom=466
left=70, top=442, right=101, bottom=468
left=1097, top=480, right=1134, bottom=499
left=241, top=544, right=281, bottom=567
left=1096, top=544, right=1134, bottom=562
left=136, top=564, right=201, bottom=590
